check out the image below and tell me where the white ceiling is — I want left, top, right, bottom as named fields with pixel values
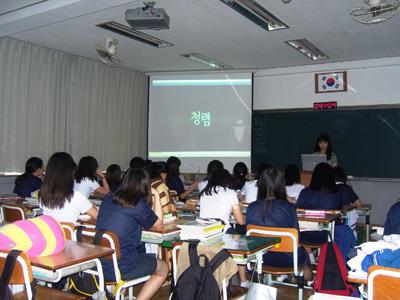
left=1, top=0, right=400, bottom=72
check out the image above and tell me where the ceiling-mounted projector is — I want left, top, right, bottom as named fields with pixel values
left=126, top=1, right=170, bottom=30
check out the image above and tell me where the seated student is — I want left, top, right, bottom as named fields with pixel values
left=130, top=156, right=146, bottom=169
left=232, top=162, right=248, bottom=191
left=105, top=164, right=122, bottom=193
left=74, top=156, right=110, bottom=198
left=297, top=162, right=342, bottom=245
left=166, top=156, right=197, bottom=202
left=199, top=169, right=244, bottom=229
left=284, top=164, right=305, bottom=203
left=40, top=152, right=98, bottom=223
left=148, top=162, right=176, bottom=214
left=239, top=163, right=271, bottom=204
left=333, top=166, right=362, bottom=209
left=199, top=168, right=248, bottom=287
left=96, top=168, right=168, bottom=300
left=198, top=160, right=224, bottom=192
left=14, top=157, right=44, bottom=198
left=384, top=201, right=400, bottom=236
left=246, top=168, right=313, bottom=281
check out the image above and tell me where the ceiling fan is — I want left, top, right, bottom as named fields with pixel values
left=95, top=38, right=123, bottom=67
left=351, top=0, right=400, bottom=24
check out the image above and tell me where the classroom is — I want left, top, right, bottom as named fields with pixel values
left=1, top=1, right=400, bottom=299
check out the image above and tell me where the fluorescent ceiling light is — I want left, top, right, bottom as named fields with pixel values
left=96, top=21, right=173, bottom=48
left=181, top=53, right=233, bottom=70
left=219, top=0, right=289, bottom=31
left=285, top=39, right=329, bottom=60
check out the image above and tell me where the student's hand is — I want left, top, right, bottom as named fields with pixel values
left=96, top=168, right=104, bottom=178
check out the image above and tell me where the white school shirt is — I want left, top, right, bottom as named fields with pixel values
left=74, top=177, right=100, bottom=198
left=41, top=191, right=93, bottom=223
left=200, top=186, right=239, bottom=226
left=240, top=180, right=258, bottom=203
left=286, top=183, right=305, bottom=201
left=197, top=180, right=208, bottom=193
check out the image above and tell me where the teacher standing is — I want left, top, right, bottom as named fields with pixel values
left=313, top=133, right=338, bottom=167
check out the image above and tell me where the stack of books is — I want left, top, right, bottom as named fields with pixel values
left=178, top=218, right=225, bottom=245
left=141, top=224, right=181, bottom=244
left=163, top=213, right=177, bottom=224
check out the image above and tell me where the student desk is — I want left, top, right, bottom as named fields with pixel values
left=356, top=204, right=372, bottom=242
left=162, top=234, right=280, bottom=276
left=297, top=210, right=342, bottom=241
left=31, top=240, right=113, bottom=291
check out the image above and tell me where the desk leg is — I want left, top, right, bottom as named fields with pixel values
left=93, top=258, right=104, bottom=293
left=256, top=252, right=263, bottom=282
left=365, top=214, right=370, bottom=242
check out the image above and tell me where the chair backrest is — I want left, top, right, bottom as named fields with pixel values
left=60, top=222, right=75, bottom=240
left=1, top=204, right=27, bottom=222
left=0, top=250, right=33, bottom=299
left=246, top=225, right=299, bottom=274
left=368, top=266, right=400, bottom=300
left=73, top=227, right=121, bottom=282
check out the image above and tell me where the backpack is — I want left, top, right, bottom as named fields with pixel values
left=313, top=240, right=354, bottom=296
left=171, top=242, right=231, bottom=300
left=68, top=227, right=114, bottom=300
left=0, top=250, right=23, bottom=300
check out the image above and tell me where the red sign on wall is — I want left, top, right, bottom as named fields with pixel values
left=313, top=101, right=337, bottom=110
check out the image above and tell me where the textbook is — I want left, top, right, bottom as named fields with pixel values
left=163, top=213, right=177, bottom=224
left=178, top=218, right=224, bottom=240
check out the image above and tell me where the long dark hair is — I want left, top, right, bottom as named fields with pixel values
left=201, top=169, right=232, bottom=196
left=284, top=164, right=301, bottom=186
left=75, top=156, right=98, bottom=183
left=129, top=156, right=145, bottom=169
left=314, top=133, right=333, bottom=160
left=106, top=164, right=122, bottom=189
left=254, top=163, right=272, bottom=180
left=206, top=160, right=224, bottom=180
left=333, top=166, right=348, bottom=184
left=114, top=168, right=151, bottom=207
left=309, top=162, right=338, bottom=193
left=15, top=157, right=43, bottom=185
left=148, top=162, right=168, bottom=180
left=167, top=156, right=181, bottom=177
left=257, top=168, right=287, bottom=222
left=40, top=152, right=75, bottom=209
left=232, top=162, right=248, bottom=190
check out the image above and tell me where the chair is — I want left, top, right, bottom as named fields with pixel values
left=73, top=227, right=150, bottom=300
left=246, top=225, right=305, bottom=300
left=0, top=250, right=83, bottom=300
left=60, top=222, right=75, bottom=240
left=1, top=203, right=27, bottom=222
left=367, top=266, right=400, bottom=300
left=170, top=245, right=229, bottom=300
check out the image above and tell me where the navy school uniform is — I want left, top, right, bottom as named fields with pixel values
left=13, top=174, right=42, bottom=198
left=246, top=199, right=308, bottom=268
left=166, top=175, right=184, bottom=196
left=384, top=202, right=400, bottom=236
left=336, top=183, right=359, bottom=207
left=297, top=188, right=342, bottom=244
left=96, top=194, right=158, bottom=281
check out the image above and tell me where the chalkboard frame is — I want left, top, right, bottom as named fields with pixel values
left=251, top=104, right=400, bottom=179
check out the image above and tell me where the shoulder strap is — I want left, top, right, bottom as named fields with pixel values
left=92, top=229, right=106, bottom=246
left=209, top=249, right=231, bottom=273
left=188, top=241, right=200, bottom=266
left=0, top=250, right=22, bottom=285
left=75, top=226, right=84, bottom=242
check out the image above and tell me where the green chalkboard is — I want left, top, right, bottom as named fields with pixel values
left=252, top=106, right=400, bottom=178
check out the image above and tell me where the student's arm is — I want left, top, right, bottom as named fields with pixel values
left=93, top=169, right=110, bottom=197
left=179, top=181, right=198, bottom=200
left=86, top=206, right=99, bottom=221
left=232, top=203, right=244, bottom=226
